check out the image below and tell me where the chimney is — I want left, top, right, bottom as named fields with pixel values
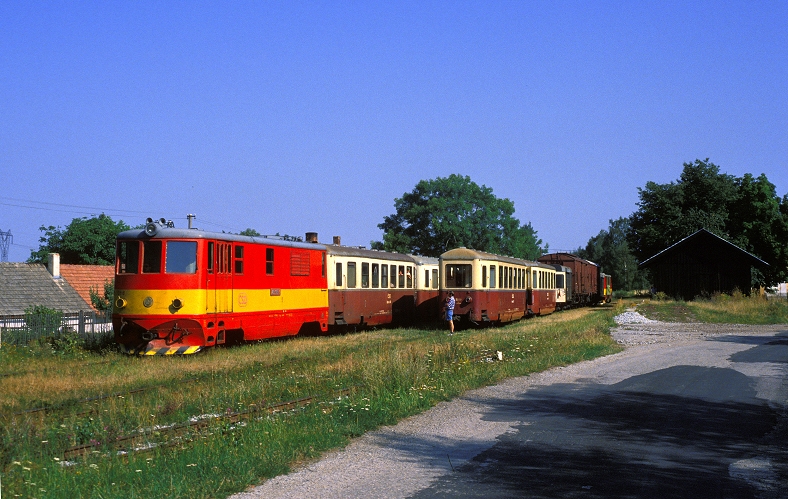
left=47, top=253, right=61, bottom=279
left=305, top=232, right=318, bottom=243
left=333, top=236, right=341, bottom=246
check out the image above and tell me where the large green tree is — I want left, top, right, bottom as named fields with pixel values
left=628, top=159, right=788, bottom=286
left=579, top=217, right=649, bottom=291
left=374, top=174, right=544, bottom=259
left=28, top=214, right=131, bottom=265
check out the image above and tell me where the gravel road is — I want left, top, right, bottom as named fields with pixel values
left=230, top=312, right=788, bottom=498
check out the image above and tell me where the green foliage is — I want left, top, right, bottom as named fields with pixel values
left=89, top=281, right=114, bottom=311
left=579, top=217, right=649, bottom=291
left=375, top=174, right=544, bottom=258
left=239, top=228, right=261, bottom=237
left=28, top=214, right=131, bottom=265
left=24, top=305, right=63, bottom=336
left=628, top=159, right=788, bottom=286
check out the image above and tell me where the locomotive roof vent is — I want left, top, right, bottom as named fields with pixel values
left=306, top=232, right=318, bottom=243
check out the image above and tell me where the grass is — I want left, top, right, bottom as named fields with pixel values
left=636, top=290, right=788, bottom=325
left=0, top=305, right=625, bottom=498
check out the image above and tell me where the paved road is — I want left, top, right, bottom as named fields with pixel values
left=232, top=321, right=788, bottom=499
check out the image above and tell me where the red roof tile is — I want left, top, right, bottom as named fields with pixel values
left=59, top=265, right=115, bottom=311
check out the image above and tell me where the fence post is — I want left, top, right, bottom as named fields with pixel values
left=79, top=310, right=85, bottom=337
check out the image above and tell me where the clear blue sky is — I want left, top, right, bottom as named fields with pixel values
left=2, top=1, right=786, bottom=262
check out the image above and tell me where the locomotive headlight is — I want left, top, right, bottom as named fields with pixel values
left=171, top=298, right=184, bottom=310
left=115, top=297, right=127, bottom=309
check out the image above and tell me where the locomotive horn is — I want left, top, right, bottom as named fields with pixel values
left=144, top=222, right=158, bottom=236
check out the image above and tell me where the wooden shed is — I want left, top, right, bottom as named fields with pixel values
left=639, top=229, right=769, bottom=300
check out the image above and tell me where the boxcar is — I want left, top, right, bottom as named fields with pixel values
left=113, top=220, right=329, bottom=355
left=537, top=253, right=601, bottom=306
left=325, top=245, right=419, bottom=327
left=439, top=248, right=556, bottom=325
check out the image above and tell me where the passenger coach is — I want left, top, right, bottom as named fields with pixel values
left=439, top=248, right=556, bottom=326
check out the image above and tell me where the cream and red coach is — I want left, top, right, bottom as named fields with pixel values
left=113, top=219, right=329, bottom=355
left=439, top=248, right=556, bottom=326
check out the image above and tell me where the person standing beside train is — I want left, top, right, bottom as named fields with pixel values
left=445, top=291, right=455, bottom=334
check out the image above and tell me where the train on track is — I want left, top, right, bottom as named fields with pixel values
left=113, top=218, right=611, bottom=355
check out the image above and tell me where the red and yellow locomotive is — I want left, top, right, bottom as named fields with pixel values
left=113, top=219, right=328, bottom=355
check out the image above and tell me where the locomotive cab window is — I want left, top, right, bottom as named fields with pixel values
left=117, top=241, right=140, bottom=274
left=234, top=245, right=244, bottom=275
left=165, top=241, right=197, bottom=274
left=266, top=248, right=274, bottom=275
left=143, top=240, right=162, bottom=273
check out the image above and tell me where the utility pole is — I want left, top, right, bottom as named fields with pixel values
left=0, top=229, right=11, bottom=262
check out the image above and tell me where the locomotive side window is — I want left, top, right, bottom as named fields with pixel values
left=117, top=241, right=140, bottom=274
left=381, top=264, right=388, bottom=288
left=335, top=262, right=343, bottom=286
left=166, top=241, right=197, bottom=274
left=266, top=248, right=274, bottom=275
left=372, top=264, right=380, bottom=288
left=361, top=262, right=370, bottom=288
left=143, top=240, right=162, bottom=273
left=431, top=269, right=438, bottom=289
left=348, top=262, right=357, bottom=288
left=445, top=264, right=472, bottom=288
left=207, top=242, right=214, bottom=274
left=489, top=265, right=496, bottom=288
left=234, top=245, right=244, bottom=275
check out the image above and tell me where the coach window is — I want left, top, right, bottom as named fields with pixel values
left=406, top=266, right=413, bottom=288
left=533, top=270, right=538, bottom=289
left=432, top=269, right=439, bottom=289
left=489, top=265, right=496, bottom=288
left=482, top=266, right=487, bottom=288
left=117, top=241, right=140, bottom=274
left=372, top=264, right=380, bottom=288
left=390, top=265, right=397, bottom=288
left=397, top=265, right=405, bottom=288
left=445, top=264, right=471, bottom=288
left=348, top=262, right=357, bottom=288
left=381, top=264, right=388, bottom=288
left=335, top=262, right=343, bottom=286
left=361, top=262, right=370, bottom=288
left=142, top=240, right=162, bottom=273
left=266, top=248, right=274, bottom=275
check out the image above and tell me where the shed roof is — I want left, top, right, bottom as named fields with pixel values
left=59, top=264, right=115, bottom=311
left=0, top=262, right=93, bottom=316
left=640, top=229, right=769, bottom=268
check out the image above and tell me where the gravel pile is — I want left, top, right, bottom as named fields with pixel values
left=614, top=310, right=659, bottom=325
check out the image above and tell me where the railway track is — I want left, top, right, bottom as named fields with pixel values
left=62, top=386, right=360, bottom=460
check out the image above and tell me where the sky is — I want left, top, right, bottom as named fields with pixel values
left=1, top=1, right=786, bottom=263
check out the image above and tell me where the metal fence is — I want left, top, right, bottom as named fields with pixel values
left=0, top=309, right=114, bottom=349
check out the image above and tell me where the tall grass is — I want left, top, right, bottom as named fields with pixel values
left=637, top=291, right=788, bottom=324
left=1, top=306, right=622, bottom=498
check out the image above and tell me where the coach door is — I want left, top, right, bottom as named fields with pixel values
left=207, top=241, right=233, bottom=315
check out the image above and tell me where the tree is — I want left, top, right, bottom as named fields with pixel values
left=239, top=228, right=261, bottom=237
left=628, top=159, right=788, bottom=286
left=375, top=175, right=544, bottom=258
left=28, top=214, right=131, bottom=265
left=579, top=217, right=649, bottom=291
